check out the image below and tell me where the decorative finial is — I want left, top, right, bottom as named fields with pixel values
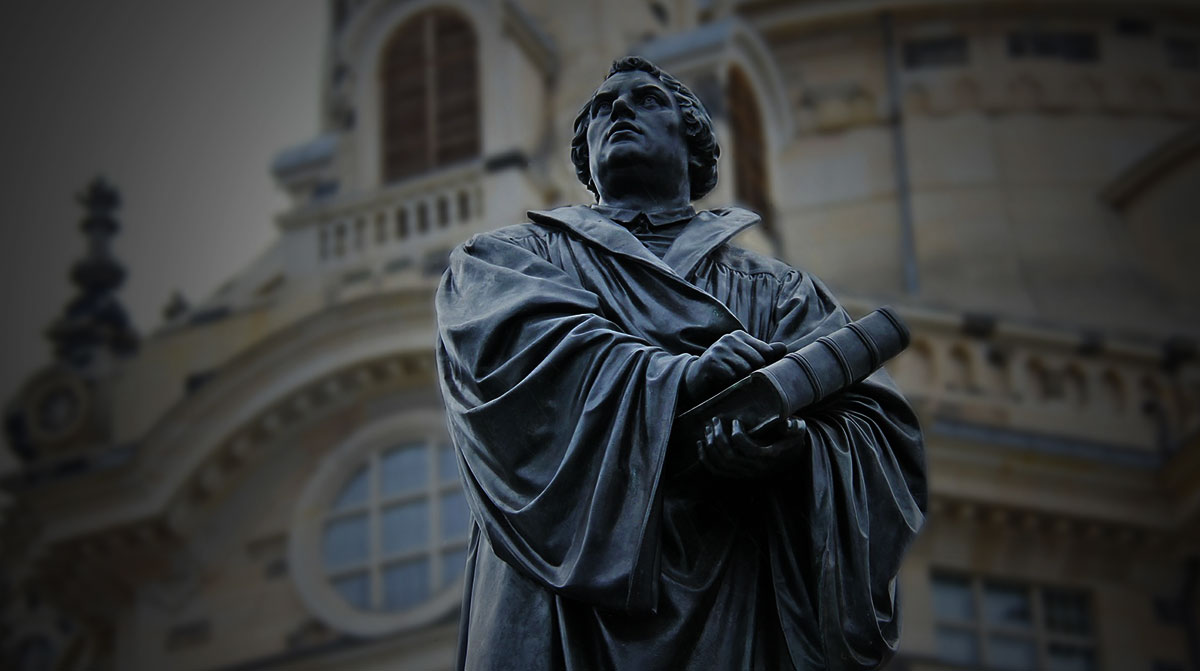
left=45, top=177, right=139, bottom=370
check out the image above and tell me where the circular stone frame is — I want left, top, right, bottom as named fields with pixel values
left=288, top=409, right=464, bottom=637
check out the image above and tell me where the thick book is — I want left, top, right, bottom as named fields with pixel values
left=675, top=307, right=910, bottom=442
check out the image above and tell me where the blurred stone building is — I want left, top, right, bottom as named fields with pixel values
left=3, top=0, right=1199, bottom=669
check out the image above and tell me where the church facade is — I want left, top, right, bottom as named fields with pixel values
left=4, top=1, right=1199, bottom=669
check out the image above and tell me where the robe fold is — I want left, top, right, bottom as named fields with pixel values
left=435, top=205, right=926, bottom=671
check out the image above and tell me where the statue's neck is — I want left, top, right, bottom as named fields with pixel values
left=596, top=190, right=690, bottom=215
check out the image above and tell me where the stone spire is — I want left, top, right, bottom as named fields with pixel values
left=44, top=177, right=139, bottom=370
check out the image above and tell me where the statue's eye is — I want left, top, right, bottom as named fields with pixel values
left=642, top=95, right=659, bottom=107
left=594, top=101, right=611, bottom=116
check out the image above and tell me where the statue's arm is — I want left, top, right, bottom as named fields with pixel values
left=436, top=232, right=691, bottom=612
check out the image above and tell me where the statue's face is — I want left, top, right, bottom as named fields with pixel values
left=586, top=70, right=688, bottom=196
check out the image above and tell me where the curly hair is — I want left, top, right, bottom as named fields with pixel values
left=571, top=56, right=720, bottom=201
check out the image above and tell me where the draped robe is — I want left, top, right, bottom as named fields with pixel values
left=435, top=205, right=926, bottom=670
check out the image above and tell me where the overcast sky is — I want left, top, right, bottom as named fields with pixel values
left=0, top=1, right=325, bottom=409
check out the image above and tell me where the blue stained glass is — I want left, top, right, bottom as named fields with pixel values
left=383, top=559, right=430, bottom=611
left=932, top=573, right=975, bottom=622
left=381, top=443, right=428, bottom=496
left=988, top=635, right=1036, bottom=670
left=323, top=514, right=368, bottom=570
left=440, top=490, right=470, bottom=540
left=382, top=500, right=430, bottom=556
left=936, top=627, right=979, bottom=665
left=1047, top=643, right=1097, bottom=671
left=439, top=442, right=460, bottom=483
left=332, top=571, right=370, bottom=610
left=331, top=466, right=368, bottom=511
left=1043, top=588, right=1091, bottom=635
left=983, top=582, right=1032, bottom=628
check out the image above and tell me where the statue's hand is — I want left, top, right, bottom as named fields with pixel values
left=683, top=331, right=786, bottom=405
left=697, top=416, right=809, bottom=479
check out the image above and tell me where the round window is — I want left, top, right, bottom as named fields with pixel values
left=290, top=410, right=469, bottom=635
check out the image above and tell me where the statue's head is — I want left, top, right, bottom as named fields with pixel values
left=571, top=56, right=720, bottom=203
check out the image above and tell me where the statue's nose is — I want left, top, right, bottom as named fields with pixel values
left=610, top=97, right=634, bottom=119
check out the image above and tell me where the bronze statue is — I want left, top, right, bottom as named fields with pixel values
left=435, top=56, right=926, bottom=670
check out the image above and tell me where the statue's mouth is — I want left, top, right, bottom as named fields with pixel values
left=607, top=121, right=641, bottom=141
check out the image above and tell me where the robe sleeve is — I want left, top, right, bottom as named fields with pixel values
left=435, top=231, right=693, bottom=612
left=765, top=270, right=928, bottom=671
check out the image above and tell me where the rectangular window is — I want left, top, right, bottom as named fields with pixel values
left=931, top=571, right=1098, bottom=671
left=1009, top=31, right=1099, bottom=63
left=903, top=36, right=969, bottom=69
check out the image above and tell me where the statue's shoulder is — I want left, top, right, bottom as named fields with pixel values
left=460, top=222, right=554, bottom=250
left=488, top=222, right=550, bottom=241
left=481, top=204, right=598, bottom=243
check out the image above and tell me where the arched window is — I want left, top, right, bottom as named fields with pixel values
left=727, top=68, right=773, bottom=237
left=380, top=9, right=480, bottom=183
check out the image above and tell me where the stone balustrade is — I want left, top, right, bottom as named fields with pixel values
left=279, top=162, right=487, bottom=299
left=847, top=302, right=1200, bottom=457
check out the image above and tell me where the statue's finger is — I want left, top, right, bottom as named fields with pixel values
left=700, top=420, right=733, bottom=472
left=713, top=349, right=751, bottom=373
left=726, top=339, right=767, bottom=368
left=782, top=417, right=808, bottom=439
left=729, top=419, right=769, bottom=461
left=728, top=419, right=758, bottom=453
left=708, top=418, right=737, bottom=467
left=696, top=439, right=715, bottom=473
left=708, top=358, right=737, bottom=382
left=710, top=416, right=726, bottom=442
left=738, top=333, right=780, bottom=359
left=701, top=420, right=737, bottom=475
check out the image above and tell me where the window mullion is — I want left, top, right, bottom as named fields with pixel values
left=430, top=437, right=443, bottom=590
left=368, top=450, right=382, bottom=611
left=973, top=577, right=989, bottom=666
left=1031, top=584, right=1049, bottom=671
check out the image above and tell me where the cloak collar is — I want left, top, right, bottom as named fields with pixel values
left=526, top=205, right=760, bottom=280
left=662, top=207, right=760, bottom=279
left=590, top=204, right=696, bottom=228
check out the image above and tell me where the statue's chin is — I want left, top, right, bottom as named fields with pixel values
left=592, top=143, right=687, bottom=200
left=600, top=142, right=650, bottom=166
left=595, top=149, right=663, bottom=184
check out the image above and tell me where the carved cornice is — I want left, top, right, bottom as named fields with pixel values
left=20, top=348, right=440, bottom=620
left=10, top=291, right=437, bottom=569
left=163, top=350, right=438, bottom=534
left=789, top=70, right=1200, bottom=136
left=927, top=494, right=1171, bottom=547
